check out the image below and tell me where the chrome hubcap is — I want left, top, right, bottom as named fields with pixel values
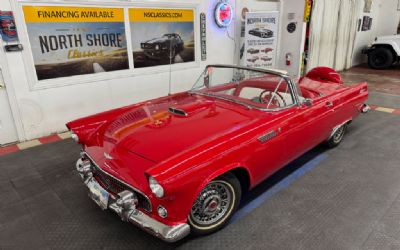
left=333, top=126, right=345, bottom=143
left=190, top=181, right=232, bottom=226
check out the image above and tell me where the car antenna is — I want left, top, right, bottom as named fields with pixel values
left=168, top=38, right=173, bottom=96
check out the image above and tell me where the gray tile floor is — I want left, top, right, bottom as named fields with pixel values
left=0, top=110, right=399, bottom=250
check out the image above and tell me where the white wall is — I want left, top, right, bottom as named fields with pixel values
left=352, top=0, right=400, bottom=66
left=1, top=0, right=306, bottom=142
left=277, top=0, right=306, bottom=75
left=2, top=0, right=237, bottom=141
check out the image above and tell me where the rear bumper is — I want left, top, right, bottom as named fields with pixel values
left=75, top=158, right=190, bottom=242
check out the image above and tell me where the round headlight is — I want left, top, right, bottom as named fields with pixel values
left=71, top=132, right=79, bottom=143
left=155, top=45, right=160, bottom=50
left=149, top=176, right=164, bottom=198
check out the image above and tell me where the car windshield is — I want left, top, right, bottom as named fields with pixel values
left=190, top=66, right=297, bottom=110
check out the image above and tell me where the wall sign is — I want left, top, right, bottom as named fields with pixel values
left=362, top=16, right=371, bottom=31
left=23, top=6, right=128, bottom=81
left=214, top=1, right=233, bottom=28
left=0, top=11, right=18, bottom=42
left=244, top=11, right=279, bottom=69
left=200, top=13, right=207, bottom=61
left=129, top=8, right=195, bottom=68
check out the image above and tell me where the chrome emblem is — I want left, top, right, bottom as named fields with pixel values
left=104, top=153, right=113, bottom=160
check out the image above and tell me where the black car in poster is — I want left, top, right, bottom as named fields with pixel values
left=249, top=28, right=274, bottom=38
left=141, top=33, right=184, bottom=59
left=247, top=48, right=260, bottom=54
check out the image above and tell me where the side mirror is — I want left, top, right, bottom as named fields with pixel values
left=303, top=99, right=313, bottom=107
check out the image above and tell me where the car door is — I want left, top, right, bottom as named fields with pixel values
left=280, top=96, right=336, bottom=165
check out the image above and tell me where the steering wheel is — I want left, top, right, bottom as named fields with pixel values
left=259, top=90, right=287, bottom=108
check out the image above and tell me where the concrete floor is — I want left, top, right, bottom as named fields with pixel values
left=0, top=112, right=399, bottom=250
left=342, top=64, right=400, bottom=109
left=1, top=65, right=400, bottom=250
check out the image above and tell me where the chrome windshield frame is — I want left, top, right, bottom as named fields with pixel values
left=189, top=64, right=301, bottom=111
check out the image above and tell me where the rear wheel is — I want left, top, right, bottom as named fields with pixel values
left=368, top=47, right=394, bottom=69
left=188, top=173, right=241, bottom=235
left=326, top=123, right=347, bottom=148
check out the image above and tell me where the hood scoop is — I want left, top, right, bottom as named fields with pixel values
left=168, top=100, right=215, bottom=117
left=168, top=107, right=188, bottom=117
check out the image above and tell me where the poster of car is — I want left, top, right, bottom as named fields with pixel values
left=23, top=6, right=129, bottom=81
left=0, top=11, right=18, bottom=42
left=243, top=12, right=279, bottom=69
left=130, top=8, right=195, bottom=68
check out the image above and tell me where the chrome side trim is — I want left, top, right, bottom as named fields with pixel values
left=258, top=130, right=278, bottom=143
left=82, top=153, right=152, bottom=212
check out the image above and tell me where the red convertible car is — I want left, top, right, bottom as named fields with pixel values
left=67, top=65, right=369, bottom=242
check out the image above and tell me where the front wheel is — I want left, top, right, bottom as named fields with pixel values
left=188, top=173, right=241, bottom=235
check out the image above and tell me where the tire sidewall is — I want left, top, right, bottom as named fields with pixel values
left=326, top=124, right=347, bottom=148
left=368, top=47, right=394, bottom=70
left=188, top=173, right=241, bottom=235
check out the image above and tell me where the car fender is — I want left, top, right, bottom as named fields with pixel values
left=189, top=163, right=253, bottom=210
left=372, top=42, right=400, bottom=56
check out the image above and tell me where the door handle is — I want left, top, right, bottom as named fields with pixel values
left=325, top=101, right=333, bottom=107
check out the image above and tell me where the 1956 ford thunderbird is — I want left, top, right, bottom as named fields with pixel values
left=67, top=65, right=370, bottom=242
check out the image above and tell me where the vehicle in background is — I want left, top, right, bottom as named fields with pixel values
left=260, top=56, right=272, bottom=62
left=247, top=56, right=259, bottom=63
left=247, top=48, right=260, bottom=54
left=249, top=28, right=274, bottom=38
left=141, top=33, right=184, bottom=60
left=261, top=48, right=274, bottom=54
left=362, top=35, right=400, bottom=69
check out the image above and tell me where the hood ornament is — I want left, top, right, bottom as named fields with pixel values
left=104, top=152, right=113, bottom=160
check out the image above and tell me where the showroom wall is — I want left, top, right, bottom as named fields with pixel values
left=352, top=0, right=400, bottom=65
left=1, top=0, right=238, bottom=141
left=1, top=0, right=306, bottom=143
left=235, top=0, right=306, bottom=76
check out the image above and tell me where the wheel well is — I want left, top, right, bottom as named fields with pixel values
left=373, top=44, right=398, bottom=61
left=228, top=168, right=251, bottom=194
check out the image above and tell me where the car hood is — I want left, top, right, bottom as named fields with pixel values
left=144, top=37, right=169, bottom=44
left=376, top=35, right=400, bottom=42
left=86, top=93, right=259, bottom=164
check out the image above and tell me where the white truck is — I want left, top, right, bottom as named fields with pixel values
left=362, top=35, right=400, bottom=70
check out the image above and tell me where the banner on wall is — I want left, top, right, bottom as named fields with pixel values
left=243, top=12, right=279, bottom=69
left=129, top=8, right=195, bottom=68
left=23, top=6, right=129, bottom=80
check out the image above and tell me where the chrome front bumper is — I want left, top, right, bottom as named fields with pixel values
left=75, top=158, right=190, bottom=243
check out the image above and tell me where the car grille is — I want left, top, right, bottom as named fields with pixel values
left=142, top=44, right=154, bottom=49
left=91, top=162, right=152, bottom=212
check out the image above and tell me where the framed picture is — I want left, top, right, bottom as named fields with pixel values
left=362, top=16, right=370, bottom=31
left=364, top=0, right=372, bottom=13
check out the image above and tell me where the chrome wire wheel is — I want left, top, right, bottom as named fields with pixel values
left=326, top=123, right=347, bottom=148
left=188, top=173, right=241, bottom=235
left=190, top=180, right=233, bottom=226
left=333, top=125, right=345, bottom=144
